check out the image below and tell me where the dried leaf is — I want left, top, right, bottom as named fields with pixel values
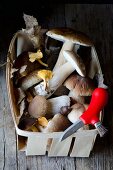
left=23, top=14, right=38, bottom=29
left=38, top=117, right=48, bottom=127
left=10, top=68, right=18, bottom=78
left=19, top=65, right=27, bottom=77
left=22, top=14, right=41, bottom=48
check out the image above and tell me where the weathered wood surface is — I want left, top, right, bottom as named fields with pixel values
left=0, top=4, right=113, bottom=170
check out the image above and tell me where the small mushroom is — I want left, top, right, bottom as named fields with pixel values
left=19, top=70, right=42, bottom=91
left=28, top=95, right=47, bottom=118
left=68, top=103, right=85, bottom=123
left=46, top=28, right=93, bottom=71
left=64, top=74, right=95, bottom=104
left=44, top=114, right=71, bottom=133
left=13, top=51, right=44, bottom=85
left=67, top=103, right=89, bottom=130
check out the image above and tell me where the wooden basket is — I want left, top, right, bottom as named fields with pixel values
left=6, top=30, right=103, bottom=157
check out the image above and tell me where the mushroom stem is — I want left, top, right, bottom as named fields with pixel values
left=50, top=62, right=75, bottom=90
left=20, top=70, right=42, bottom=91
left=47, top=95, right=71, bottom=116
left=34, top=62, right=75, bottom=97
left=53, top=41, right=74, bottom=71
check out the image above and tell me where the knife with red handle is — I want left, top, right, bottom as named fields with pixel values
left=59, top=88, right=108, bottom=142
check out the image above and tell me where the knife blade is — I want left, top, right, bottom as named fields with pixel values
left=59, top=88, right=108, bottom=142
left=59, top=119, right=84, bottom=141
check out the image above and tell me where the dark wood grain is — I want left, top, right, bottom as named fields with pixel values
left=0, top=4, right=113, bottom=170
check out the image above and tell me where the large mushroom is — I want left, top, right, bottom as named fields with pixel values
left=46, top=28, right=93, bottom=71
left=64, top=73, right=95, bottom=104
left=34, top=49, right=86, bottom=98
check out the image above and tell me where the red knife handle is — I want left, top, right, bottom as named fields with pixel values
left=80, top=88, right=108, bottom=125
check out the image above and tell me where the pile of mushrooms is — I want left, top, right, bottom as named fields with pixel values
left=12, top=27, right=98, bottom=134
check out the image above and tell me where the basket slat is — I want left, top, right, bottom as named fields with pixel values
left=48, top=137, right=72, bottom=157
left=26, top=136, right=48, bottom=156
left=70, top=130, right=98, bottom=157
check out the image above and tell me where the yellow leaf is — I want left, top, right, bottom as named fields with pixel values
left=38, top=117, right=48, bottom=127
left=38, top=70, right=53, bottom=81
left=37, top=70, right=53, bottom=91
left=29, top=49, right=43, bottom=63
left=37, top=49, right=43, bottom=59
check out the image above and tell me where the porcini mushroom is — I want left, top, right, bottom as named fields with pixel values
left=34, top=49, right=86, bottom=98
left=44, top=114, right=71, bottom=133
left=68, top=103, right=85, bottom=123
left=28, top=95, right=47, bottom=118
left=47, top=95, right=70, bottom=116
left=67, top=103, right=89, bottom=130
left=20, top=70, right=42, bottom=91
left=46, top=28, right=93, bottom=71
left=64, top=74, right=95, bottom=104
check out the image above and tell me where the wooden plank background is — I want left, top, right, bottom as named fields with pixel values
left=0, top=4, right=113, bottom=170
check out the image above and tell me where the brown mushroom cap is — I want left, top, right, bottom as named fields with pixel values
left=46, top=28, right=93, bottom=46
left=28, top=95, right=47, bottom=118
left=44, top=114, right=71, bottom=133
left=64, top=74, right=95, bottom=96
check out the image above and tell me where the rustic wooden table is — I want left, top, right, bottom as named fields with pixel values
left=0, top=4, right=113, bottom=170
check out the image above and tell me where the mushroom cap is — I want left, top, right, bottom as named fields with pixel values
left=46, top=28, right=93, bottom=46
left=28, top=95, right=47, bottom=118
left=68, top=103, right=85, bottom=123
left=63, top=50, right=86, bottom=77
left=64, top=74, right=95, bottom=96
left=44, top=114, right=71, bottom=133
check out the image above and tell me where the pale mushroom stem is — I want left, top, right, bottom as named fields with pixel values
left=53, top=41, right=74, bottom=71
